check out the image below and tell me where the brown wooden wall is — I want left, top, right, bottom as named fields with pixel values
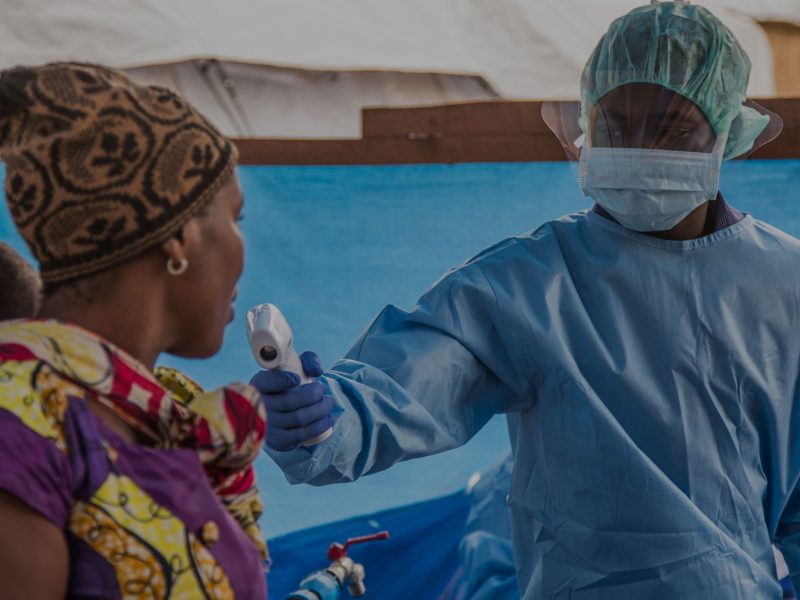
left=233, top=99, right=800, bottom=165
left=762, top=22, right=800, bottom=98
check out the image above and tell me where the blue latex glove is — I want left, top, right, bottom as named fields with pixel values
left=250, top=351, right=336, bottom=452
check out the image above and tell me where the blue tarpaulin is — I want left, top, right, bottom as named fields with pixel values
left=3, top=160, right=800, bottom=597
left=267, top=490, right=471, bottom=599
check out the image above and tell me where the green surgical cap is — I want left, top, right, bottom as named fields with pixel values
left=580, top=1, right=770, bottom=159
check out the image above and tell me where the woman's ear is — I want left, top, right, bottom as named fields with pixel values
left=160, top=220, right=202, bottom=265
left=160, top=235, right=185, bottom=266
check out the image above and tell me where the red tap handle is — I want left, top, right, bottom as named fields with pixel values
left=327, top=531, right=390, bottom=561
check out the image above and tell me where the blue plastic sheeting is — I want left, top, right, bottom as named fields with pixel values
left=267, top=489, right=471, bottom=599
left=3, top=160, right=800, bottom=539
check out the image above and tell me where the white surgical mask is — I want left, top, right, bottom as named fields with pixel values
left=578, top=139, right=725, bottom=232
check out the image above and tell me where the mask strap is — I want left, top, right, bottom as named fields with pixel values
left=706, top=132, right=728, bottom=199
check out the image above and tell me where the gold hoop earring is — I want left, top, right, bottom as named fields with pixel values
left=167, top=258, right=189, bottom=276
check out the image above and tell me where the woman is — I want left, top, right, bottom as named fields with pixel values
left=0, top=63, right=267, bottom=598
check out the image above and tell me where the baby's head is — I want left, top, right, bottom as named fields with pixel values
left=0, top=242, right=41, bottom=321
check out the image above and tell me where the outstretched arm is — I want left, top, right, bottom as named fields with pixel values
left=260, top=264, right=536, bottom=485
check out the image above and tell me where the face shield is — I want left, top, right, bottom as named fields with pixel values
left=541, top=92, right=782, bottom=163
left=541, top=1, right=783, bottom=233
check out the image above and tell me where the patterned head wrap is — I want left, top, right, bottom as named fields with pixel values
left=0, top=62, right=238, bottom=283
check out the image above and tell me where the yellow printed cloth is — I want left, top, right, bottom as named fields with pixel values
left=0, top=319, right=269, bottom=598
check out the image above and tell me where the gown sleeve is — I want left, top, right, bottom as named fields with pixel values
left=268, top=258, right=539, bottom=485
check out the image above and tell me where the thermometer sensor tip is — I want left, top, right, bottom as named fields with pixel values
left=259, top=346, right=279, bottom=362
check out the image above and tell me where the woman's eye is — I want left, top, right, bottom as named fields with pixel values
left=236, top=213, right=245, bottom=223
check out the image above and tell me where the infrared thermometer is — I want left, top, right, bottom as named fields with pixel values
left=246, top=303, right=333, bottom=446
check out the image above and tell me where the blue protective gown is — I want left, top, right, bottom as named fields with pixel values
left=269, top=210, right=800, bottom=599
left=459, top=454, right=520, bottom=600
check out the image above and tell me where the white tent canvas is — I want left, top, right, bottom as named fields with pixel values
left=0, top=0, right=787, bottom=137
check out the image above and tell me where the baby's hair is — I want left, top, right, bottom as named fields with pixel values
left=0, top=242, right=41, bottom=320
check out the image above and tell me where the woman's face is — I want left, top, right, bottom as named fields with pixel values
left=166, top=174, right=245, bottom=358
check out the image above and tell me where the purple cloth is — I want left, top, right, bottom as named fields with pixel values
left=0, top=409, right=72, bottom=528
left=593, top=194, right=744, bottom=233
left=0, top=398, right=267, bottom=599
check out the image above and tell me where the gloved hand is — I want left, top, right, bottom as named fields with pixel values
left=249, top=351, right=336, bottom=451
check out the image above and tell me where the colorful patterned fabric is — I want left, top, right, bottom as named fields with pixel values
left=0, top=63, right=237, bottom=283
left=0, top=319, right=268, bottom=598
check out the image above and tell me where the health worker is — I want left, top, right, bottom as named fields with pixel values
left=253, top=2, right=800, bottom=597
